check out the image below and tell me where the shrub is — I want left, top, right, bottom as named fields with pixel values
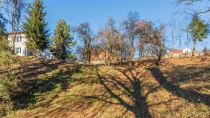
left=0, top=51, right=20, bottom=116
left=0, top=38, right=10, bottom=52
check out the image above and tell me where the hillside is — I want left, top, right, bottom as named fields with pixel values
left=2, top=56, right=210, bottom=118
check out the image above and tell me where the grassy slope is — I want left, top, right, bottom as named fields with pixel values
left=2, top=57, right=210, bottom=118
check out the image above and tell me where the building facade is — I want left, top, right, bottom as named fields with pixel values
left=165, top=49, right=182, bottom=58
left=8, top=33, right=29, bottom=56
left=165, top=48, right=204, bottom=58
left=8, top=33, right=54, bottom=59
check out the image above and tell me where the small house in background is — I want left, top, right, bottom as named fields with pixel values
left=7, top=32, right=30, bottom=56
left=166, top=49, right=182, bottom=58
left=182, top=48, right=191, bottom=55
left=164, top=48, right=205, bottom=58
left=90, top=50, right=119, bottom=64
left=7, top=32, right=55, bottom=59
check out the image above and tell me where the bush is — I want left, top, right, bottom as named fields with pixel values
left=0, top=38, right=10, bottom=52
left=0, top=51, right=20, bottom=116
left=0, top=77, right=16, bottom=116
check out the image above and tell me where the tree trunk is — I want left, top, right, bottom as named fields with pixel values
left=88, top=49, right=91, bottom=64
left=192, top=40, right=196, bottom=56
left=33, top=50, right=37, bottom=57
left=107, top=51, right=110, bottom=66
left=172, top=32, right=174, bottom=49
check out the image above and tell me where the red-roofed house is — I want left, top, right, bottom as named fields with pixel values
left=166, top=49, right=182, bottom=58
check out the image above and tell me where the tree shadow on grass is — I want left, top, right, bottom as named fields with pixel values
left=74, top=66, right=154, bottom=118
left=147, top=66, right=210, bottom=106
left=0, top=58, right=46, bottom=75
left=97, top=67, right=151, bottom=118
left=13, top=61, right=81, bottom=110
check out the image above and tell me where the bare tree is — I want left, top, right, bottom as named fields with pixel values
left=177, top=21, right=183, bottom=50
left=116, top=32, right=127, bottom=62
left=3, top=0, right=27, bottom=51
left=122, top=11, right=140, bottom=59
left=181, top=16, right=191, bottom=51
left=0, top=0, right=3, bottom=6
left=136, top=21, right=153, bottom=58
left=176, top=0, right=210, bottom=14
left=169, top=18, right=177, bottom=49
left=96, top=18, right=119, bottom=65
left=74, top=22, right=93, bottom=63
left=136, top=21, right=166, bottom=65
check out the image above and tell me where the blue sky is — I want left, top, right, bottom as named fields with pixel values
left=5, top=0, right=210, bottom=51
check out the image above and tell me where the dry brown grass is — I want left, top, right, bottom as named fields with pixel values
left=1, top=56, right=210, bottom=118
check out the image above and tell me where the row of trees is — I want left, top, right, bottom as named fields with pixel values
left=22, top=0, right=76, bottom=60
left=72, top=0, right=210, bottom=64
left=75, top=14, right=166, bottom=65
left=6, top=0, right=165, bottom=65
left=1, top=0, right=209, bottom=65
left=0, top=0, right=75, bottom=60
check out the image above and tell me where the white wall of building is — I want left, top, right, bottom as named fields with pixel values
left=8, top=33, right=55, bottom=59
left=8, top=33, right=28, bottom=56
left=39, top=49, right=55, bottom=59
left=182, top=48, right=191, bottom=54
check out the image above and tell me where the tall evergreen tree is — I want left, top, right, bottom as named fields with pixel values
left=0, top=11, right=7, bottom=39
left=0, top=8, right=8, bottom=51
left=51, top=19, right=75, bottom=60
left=22, top=0, right=49, bottom=55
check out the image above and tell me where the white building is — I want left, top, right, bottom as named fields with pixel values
left=39, top=49, right=55, bottom=59
left=182, top=48, right=191, bottom=54
left=8, top=33, right=29, bottom=56
left=8, top=32, right=55, bottom=59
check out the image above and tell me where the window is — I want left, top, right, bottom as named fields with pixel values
left=20, top=36, right=22, bottom=42
left=16, top=37, right=20, bottom=42
left=16, top=47, right=21, bottom=53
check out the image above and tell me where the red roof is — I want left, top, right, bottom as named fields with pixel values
left=6, top=32, right=24, bottom=35
left=169, top=49, right=182, bottom=54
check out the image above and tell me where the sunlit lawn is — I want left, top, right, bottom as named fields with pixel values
left=3, top=57, right=210, bottom=118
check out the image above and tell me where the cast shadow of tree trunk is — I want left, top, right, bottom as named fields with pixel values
left=147, top=67, right=210, bottom=106
left=79, top=66, right=153, bottom=118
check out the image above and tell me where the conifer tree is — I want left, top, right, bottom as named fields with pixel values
left=0, top=12, right=7, bottom=40
left=0, top=12, right=6, bottom=38
left=22, top=0, right=49, bottom=55
left=51, top=19, right=75, bottom=60
left=188, top=15, right=209, bottom=55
